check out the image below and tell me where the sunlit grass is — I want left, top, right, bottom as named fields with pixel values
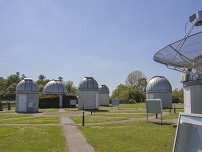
left=80, top=122, right=176, bottom=152
left=0, top=126, right=66, bottom=152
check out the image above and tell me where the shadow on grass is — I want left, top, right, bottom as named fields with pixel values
left=153, top=122, right=173, bottom=126
left=84, top=109, right=109, bottom=113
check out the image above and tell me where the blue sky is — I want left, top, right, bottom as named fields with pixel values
left=0, top=0, right=202, bottom=93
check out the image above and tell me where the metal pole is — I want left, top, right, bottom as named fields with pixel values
left=82, top=112, right=85, bottom=126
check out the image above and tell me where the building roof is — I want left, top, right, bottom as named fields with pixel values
left=16, top=78, right=39, bottom=93
left=99, top=84, right=109, bottom=94
left=78, top=77, right=99, bottom=91
left=146, top=76, right=172, bottom=93
left=43, top=80, right=67, bottom=95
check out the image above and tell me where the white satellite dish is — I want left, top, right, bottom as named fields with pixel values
left=154, top=11, right=202, bottom=74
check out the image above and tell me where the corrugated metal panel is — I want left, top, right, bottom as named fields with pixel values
left=99, top=85, right=109, bottom=94
left=16, top=78, right=39, bottom=92
left=43, top=80, right=67, bottom=94
left=146, top=76, right=172, bottom=93
left=78, top=77, right=99, bottom=91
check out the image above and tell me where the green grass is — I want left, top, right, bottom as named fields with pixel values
left=70, top=113, right=154, bottom=124
left=0, top=126, right=66, bottom=152
left=0, top=113, right=59, bottom=124
left=80, top=122, right=176, bottom=152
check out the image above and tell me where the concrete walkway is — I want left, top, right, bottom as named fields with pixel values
left=59, top=109, right=95, bottom=152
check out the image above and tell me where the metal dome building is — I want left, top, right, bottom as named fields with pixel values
left=43, top=80, right=67, bottom=108
left=15, top=78, right=39, bottom=113
left=78, top=77, right=99, bottom=110
left=99, top=84, right=110, bottom=106
left=146, top=76, right=172, bottom=108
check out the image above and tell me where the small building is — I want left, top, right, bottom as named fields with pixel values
left=78, top=77, right=99, bottom=110
left=99, top=84, right=110, bottom=106
left=43, top=80, right=67, bottom=108
left=146, top=76, right=172, bottom=108
left=15, top=78, right=39, bottom=113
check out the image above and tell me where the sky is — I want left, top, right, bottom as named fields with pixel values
left=0, top=0, right=202, bottom=93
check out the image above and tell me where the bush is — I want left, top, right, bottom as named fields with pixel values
left=39, top=95, right=59, bottom=108
left=62, top=94, right=77, bottom=108
left=39, top=94, right=78, bottom=108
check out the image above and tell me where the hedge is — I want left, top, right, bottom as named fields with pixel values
left=39, top=94, right=77, bottom=108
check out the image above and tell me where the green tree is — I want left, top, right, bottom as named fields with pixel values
left=64, top=81, right=78, bottom=95
left=0, top=77, right=6, bottom=99
left=36, top=79, right=49, bottom=95
left=111, top=84, right=145, bottom=104
left=38, top=74, right=46, bottom=80
left=6, top=74, right=21, bottom=88
left=137, top=78, right=147, bottom=92
left=172, top=88, right=184, bottom=103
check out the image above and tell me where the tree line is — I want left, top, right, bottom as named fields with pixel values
left=0, top=70, right=183, bottom=103
left=0, top=72, right=77, bottom=100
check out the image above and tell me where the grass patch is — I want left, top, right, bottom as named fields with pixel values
left=70, top=113, right=154, bottom=124
left=0, top=126, right=66, bottom=152
left=80, top=122, right=176, bottom=152
left=38, top=108, right=59, bottom=113
left=0, top=113, right=59, bottom=124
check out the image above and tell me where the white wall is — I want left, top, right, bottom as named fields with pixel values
left=146, top=92, right=172, bottom=108
left=78, top=90, right=98, bottom=110
left=99, top=94, right=109, bottom=106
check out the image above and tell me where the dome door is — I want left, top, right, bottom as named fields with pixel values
left=18, top=94, right=27, bottom=112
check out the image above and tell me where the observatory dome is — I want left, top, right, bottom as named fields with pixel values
left=146, top=76, right=172, bottom=93
left=99, top=85, right=109, bottom=94
left=43, top=80, right=67, bottom=95
left=78, top=77, right=99, bottom=91
left=16, top=78, right=39, bottom=93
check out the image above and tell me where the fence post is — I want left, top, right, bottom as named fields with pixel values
left=82, top=112, right=85, bottom=126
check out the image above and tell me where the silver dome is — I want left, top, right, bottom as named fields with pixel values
left=78, top=77, right=99, bottom=91
left=146, top=76, right=172, bottom=93
left=16, top=78, right=39, bottom=93
left=99, top=85, right=109, bottom=94
left=43, top=80, right=67, bottom=95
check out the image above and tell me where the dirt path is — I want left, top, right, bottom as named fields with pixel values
left=59, top=109, right=95, bottom=152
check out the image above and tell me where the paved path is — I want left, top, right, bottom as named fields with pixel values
left=59, top=109, right=95, bottom=152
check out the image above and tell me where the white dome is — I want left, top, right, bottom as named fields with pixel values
left=146, top=76, right=172, bottom=93
left=16, top=78, right=39, bottom=93
left=99, top=85, right=109, bottom=94
left=43, top=80, right=67, bottom=95
left=78, top=77, right=99, bottom=91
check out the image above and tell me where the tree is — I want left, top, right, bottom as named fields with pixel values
left=21, top=74, right=26, bottom=79
left=137, top=78, right=147, bottom=92
left=64, top=81, right=78, bottom=95
left=111, top=84, right=145, bottom=103
left=6, top=74, right=21, bottom=88
left=58, top=76, right=63, bottom=82
left=0, top=77, right=6, bottom=99
left=38, top=74, right=46, bottom=80
left=172, top=88, right=184, bottom=103
left=125, top=70, right=146, bottom=89
left=36, top=79, right=49, bottom=95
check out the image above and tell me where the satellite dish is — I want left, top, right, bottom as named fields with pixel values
left=154, top=11, right=202, bottom=74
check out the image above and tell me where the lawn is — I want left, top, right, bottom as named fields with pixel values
left=0, top=103, right=183, bottom=152
left=0, top=126, right=66, bottom=152
left=80, top=122, right=176, bottom=152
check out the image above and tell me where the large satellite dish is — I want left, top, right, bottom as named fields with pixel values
left=154, top=11, right=202, bottom=74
